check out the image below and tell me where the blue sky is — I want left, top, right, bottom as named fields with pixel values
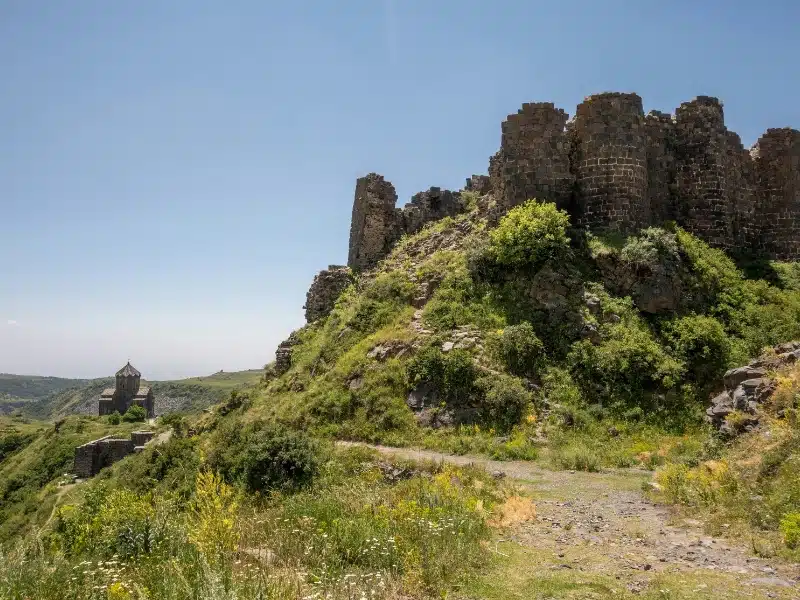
left=1, top=1, right=798, bottom=379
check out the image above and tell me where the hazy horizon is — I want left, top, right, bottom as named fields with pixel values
left=3, top=1, right=799, bottom=379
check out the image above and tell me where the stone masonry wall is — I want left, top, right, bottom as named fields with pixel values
left=348, top=173, right=399, bottom=271
left=489, top=102, right=573, bottom=213
left=73, top=433, right=152, bottom=478
left=752, top=128, right=800, bottom=259
left=346, top=176, right=465, bottom=272
left=572, top=93, right=649, bottom=231
left=644, top=111, right=677, bottom=224
left=304, top=265, right=353, bottom=322
left=400, top=187, right=463, bottom=235
left=346, top=92, right=800, bottom=269
left=673, top=97, right=735, bottom=249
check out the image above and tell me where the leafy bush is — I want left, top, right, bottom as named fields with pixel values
left=489, top=322, right=545, bottom=377
left=620, top=227, right=680, bottom=270
left=209, top=420, right=322, bottom=493
left=54, top=486, right=177, bottom=558
left=158, top=412, right=187, bottom=436
left=107, top=411, right=121, bottom=425
left=406, top=346, right=477, bottom=408
left=122, top=404, right=146, bottom=423
left=485, top=199, right=571, bottom=271
left=568, top=321, right=683, bottom=410
left=661, top=314, right=732, bottom=385
left=475, top=374, right=532, bottom=433
left=780, top=512, right=800, bottom=549
left=115, top=437, right=200, bottom=498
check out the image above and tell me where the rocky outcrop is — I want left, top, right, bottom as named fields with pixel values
left=275, top=331, right=302, bottom=375
left=706, top=341, right=800, bottom=435
left=304, top=266, right=353, bottom=323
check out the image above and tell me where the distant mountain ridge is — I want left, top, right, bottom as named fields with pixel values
left=0, top=370, right=263, bottom=419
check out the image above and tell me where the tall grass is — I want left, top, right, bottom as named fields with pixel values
left=0, top=447, right=499, bottom=599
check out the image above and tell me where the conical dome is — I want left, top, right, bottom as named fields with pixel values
left=116, top=361, right=141, bottom=378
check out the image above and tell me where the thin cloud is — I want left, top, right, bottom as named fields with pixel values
left=7, top=320, right=18, bottom=326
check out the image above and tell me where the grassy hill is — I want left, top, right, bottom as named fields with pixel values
left=17, top=369, right=263, bottom=420
left=0, top=374, right=90, bottom=415
left=1, top=198, right=799, bottom=598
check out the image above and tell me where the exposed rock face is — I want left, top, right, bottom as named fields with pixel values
left=706, top=342, right=799, bottom=434
left=594, top=252, right=683, bottom=314
left=275, top=331, right=301, bottom=375
left=304, top=266, right=353, bottom=323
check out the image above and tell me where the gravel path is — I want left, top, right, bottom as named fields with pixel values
left=340, top=442, right=800, bottom=596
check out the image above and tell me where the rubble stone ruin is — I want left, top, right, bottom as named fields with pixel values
left=99, top=362, right=155, bottom=418
left=293, top=90, right=798, bottom=341
left=73, top=431, right=155, bottom=478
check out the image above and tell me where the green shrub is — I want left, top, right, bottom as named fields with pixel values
left=364, top=270, right=416, bottom=304
left=122, top=404, right=146, bottom=423
left=115, top=437, right=200, bottom=498
left=620, top=227, right=680, bottom=270
left=780, top=512, right=800, bottom=549
left=242, top=425, right=322, bottom=492
left=552, top=445, right=601, bottom=472
left=107, top=411, right=121, bottom=425
left=475, top=374, right=532, bottom=432
left=208, top=420, right=322, bottom=493
left=406, top=346, right=477, bottom=408
left=158, top=412, right=187, bottom=436
left=489, top=322, right=545, bottom=377
left=486, top=199, right=571, bottom=271
left=568, top=321, right=683, bottom=410
left=662, top=314, right=732, bottom=384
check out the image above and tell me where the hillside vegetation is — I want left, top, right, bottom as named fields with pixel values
left=2, top=198, right=799, bottom=598
left=0, top=374, right=90, bottom=414
left=18, top=369, right=263, bottom=419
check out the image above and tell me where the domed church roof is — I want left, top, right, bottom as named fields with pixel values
left=116, top=361, right=141, bottom=377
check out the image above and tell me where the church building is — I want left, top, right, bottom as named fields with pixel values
left=99, top=362, right=155, bottom=418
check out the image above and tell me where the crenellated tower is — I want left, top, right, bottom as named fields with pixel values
left=571, top=93, right=649, bottom=231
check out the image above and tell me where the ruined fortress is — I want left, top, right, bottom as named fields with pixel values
left=349, top=93, right=799, bottom=268
left=298, top=92, right=799, bottom=329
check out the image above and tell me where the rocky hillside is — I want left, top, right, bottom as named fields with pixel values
left=261, top=194, right=800, bottom=452
left=2, top=196, right=799, bottom=599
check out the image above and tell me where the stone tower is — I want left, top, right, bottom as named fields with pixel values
left=571, top=92, right=649, bottom=231
left=347, top=173, right=399, bottom=271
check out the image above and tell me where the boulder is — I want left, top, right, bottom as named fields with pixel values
left=367, top=341, right=410, bottom=361
left=706, top=391, right=734, bottom=427
left=406, top=382, right=438, bottom=412
left=723, top=366, right=767, bottom=393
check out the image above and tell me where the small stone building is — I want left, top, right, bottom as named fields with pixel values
left=73, top=431, right=155, bottom=478
left=99, top=362, right=155, bottom=418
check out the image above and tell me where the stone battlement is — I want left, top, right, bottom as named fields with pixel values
left=344, top=92, right=800, bottom=272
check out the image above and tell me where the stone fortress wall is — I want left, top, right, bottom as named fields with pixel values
left=300, top=92, right=799, bottom=328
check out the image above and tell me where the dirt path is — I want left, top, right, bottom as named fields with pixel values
left=341, top=443, right=799, bottom=598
